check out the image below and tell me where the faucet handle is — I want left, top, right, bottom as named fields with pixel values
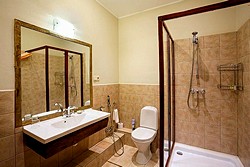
left=99, top=106, right=105, bottom=111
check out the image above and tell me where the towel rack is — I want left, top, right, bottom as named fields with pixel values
left=217, top=63, right=243, bottom=91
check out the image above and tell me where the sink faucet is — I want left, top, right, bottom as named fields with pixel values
left=65, top=106, right=77, bottom=117
left=54, top=102, right=64, bottom=112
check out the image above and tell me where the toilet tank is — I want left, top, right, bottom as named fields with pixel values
left=140, top=106, right=158, bottom=130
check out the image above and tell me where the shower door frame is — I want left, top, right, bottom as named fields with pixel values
left=158, top=0, right=250, bottom=166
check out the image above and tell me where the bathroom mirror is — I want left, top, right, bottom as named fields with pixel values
left=14, top=19, right=93, bottom=127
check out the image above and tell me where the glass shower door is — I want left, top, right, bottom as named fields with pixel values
left=158, top=21, right=175, bottom=167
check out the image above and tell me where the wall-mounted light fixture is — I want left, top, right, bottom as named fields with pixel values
left=53, top=18, right=75, bottom=38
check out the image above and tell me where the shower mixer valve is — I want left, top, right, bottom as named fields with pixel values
left=190, top=88, right=205, bottom=94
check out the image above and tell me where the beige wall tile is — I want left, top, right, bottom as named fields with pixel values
left=220, top=32, right=236, bottom=48
left=175, top=39, right=191, bottom=51
left=204, top=47, right=220, bottom=61
left=176, top=109, right=190, bottom=122
left=0, top=113, right=14, bottom=138
left=15, top=132, right=30, bottom=155
left=203, top=61, right=219, bottom=74
left=175, top=49, right=191, bottom=63
left=176, top=132, right=190, bottom=145
left=0, top=135, right=15, bottom=162
left=0, top=91, right=14, bottom=115
left=205, top=124, right=221, bottom=138
left=205, top=113, right=221, bottom=126
left=220, top=46, right=237, bottom=60
left=204, top=35, right=220, bottom=48
left=205, top=136, right=221, bottom=152
left=221, top=126, right=237, bottom=141
left=189, top=134, right=205, bottom=148
left=15, top=153, right=25, bottom=167
left=17, top=149, right=41, bottom=167
left=221, top=138, right=237, bottom=155
left=189, top=111, right=205, bottom=124
left=0, top=157, right=15, bottom=167
left=189, top=123, right=205, bottom=135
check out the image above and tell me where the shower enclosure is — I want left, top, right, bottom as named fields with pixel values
left=21, top=45, right=84, bottom=117
left=158, top=1, right=250, bottom=167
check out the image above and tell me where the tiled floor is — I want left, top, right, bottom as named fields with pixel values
left=102, top=145, right=159, bottom=167
left=64, top=132, right=158, bottom=167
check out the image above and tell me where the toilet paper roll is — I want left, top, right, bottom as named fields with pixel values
left=118, top=122, right=123, bottom=129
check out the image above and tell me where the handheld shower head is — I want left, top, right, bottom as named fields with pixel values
left=192, top=32, right=198, bottom=44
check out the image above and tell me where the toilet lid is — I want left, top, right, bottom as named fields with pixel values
left=132, top=127, right=156, bottom=141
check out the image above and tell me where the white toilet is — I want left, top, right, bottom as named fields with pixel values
left=131, top=106, right=158, bottom=165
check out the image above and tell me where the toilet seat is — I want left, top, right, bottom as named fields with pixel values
left=132, top=127, right=156, bottom=142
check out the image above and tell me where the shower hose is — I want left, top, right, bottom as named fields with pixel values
left=105, top=102, right=124, bottom=156
left=187, top=43, right=199, bottom=109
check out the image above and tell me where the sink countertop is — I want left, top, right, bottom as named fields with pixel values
left=23, top=108, right=110, bottom=144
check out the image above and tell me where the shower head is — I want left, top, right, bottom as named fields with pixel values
left=192, top=32, right=198, bottom=44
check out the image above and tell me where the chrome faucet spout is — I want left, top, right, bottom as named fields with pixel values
left=65, top=106, right=77, bottom=117
left=65, top=106, right=72, bottom=117
left=54, top=102, right=64, bottom=112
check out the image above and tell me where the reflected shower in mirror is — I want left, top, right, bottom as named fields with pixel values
left=15, top=19, right=92, bottom=126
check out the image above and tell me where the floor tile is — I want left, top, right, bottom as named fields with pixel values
left=106, top=145, right=158, bottom=167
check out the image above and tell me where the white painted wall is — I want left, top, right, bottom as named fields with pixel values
left=166, top=7, right=236, bottom=40
left=0, top=0, right=119, bottom=90
left=0, top=0, right=249, bottom=89
left=118, top=0, right=248, bottom=84
left=236, top=3, right=250, bottom=29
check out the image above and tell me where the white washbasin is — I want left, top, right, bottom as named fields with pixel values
left=51, top=113, right=88, bottom=129
left=23, top=108, right=110, bottom=144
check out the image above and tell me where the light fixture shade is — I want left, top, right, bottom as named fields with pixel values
left=53, top=18, right=75, bottom=38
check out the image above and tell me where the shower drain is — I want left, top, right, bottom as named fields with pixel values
left=176, top=151, right=183, bottom=155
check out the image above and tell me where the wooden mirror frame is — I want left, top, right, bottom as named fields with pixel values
left=14, top=19, right=93, bottom=127
left=158, top=0, right=250, bottom=166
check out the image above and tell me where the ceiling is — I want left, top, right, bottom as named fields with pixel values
left=96, top=0, right=184, bottom=18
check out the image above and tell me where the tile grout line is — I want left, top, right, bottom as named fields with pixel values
left=107, top=160, right=122, bottom=167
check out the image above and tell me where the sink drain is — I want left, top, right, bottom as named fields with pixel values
left=176, top=151, right=183, bottom=155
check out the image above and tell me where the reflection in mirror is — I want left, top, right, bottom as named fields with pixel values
left=15, top=20, right=92, bottom=126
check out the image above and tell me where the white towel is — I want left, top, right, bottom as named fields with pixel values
left=113, top=109, right=119, bottom=123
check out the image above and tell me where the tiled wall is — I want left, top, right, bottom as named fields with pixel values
left=92, top=84, right=119, bottom=111
left=175, top=31, right=238, bottom=155
left=237, top=19, right=250, bottom=167
left=118, top=84, right=159, bottom=128
left=0, top=91, right=15, bottom=167
left=118, top=84, right=159, bottom=152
